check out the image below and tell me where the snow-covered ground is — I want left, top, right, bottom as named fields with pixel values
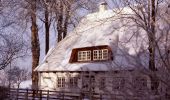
left=19, top=80, right=32, bottom=89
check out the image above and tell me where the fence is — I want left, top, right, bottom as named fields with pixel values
left=8, top=88, right=81, bottom=100
left=1, top=87, right=109, bottom=100
left=0, top=87, right=169, bottom=100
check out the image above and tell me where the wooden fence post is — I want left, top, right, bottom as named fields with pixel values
left=16, top=88, right=19, bottom=100
left=100, top=93, right=102, bottom=100
left=8, top=87, right=11, bottom=99
left=89, top=91, right=93, bottom=100
left=47, top=90, right=49, bottom=100
left=62, top=91, right=64, bottom=100
left=32, top=89, right=35, bottom=100
left=26, top=89, right=28, bottom=100
left=40, top=90, right=42, bottom=100
left=79, top=92, right=83, bottom=100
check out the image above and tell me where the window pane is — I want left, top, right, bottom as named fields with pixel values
left=93, top=50, right=98, bottom=60
left=99, top=50, right=102, bottom=59
left=102, top=49, right=108, bottom=60
left=87, top=51, right=91, bottom=60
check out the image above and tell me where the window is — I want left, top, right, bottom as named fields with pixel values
left=93, top=49, right=108, bottom=60
left=133, top=77, right=147, bottom=91
left=57, top=77, right=65, bottom=88
left=69, top=77, right=78, bottom=88
left=112, top=77, right=125, bottom=90
left=82, top=75, right=95, bottom=92
left=78, top=51, right=91, bottom=61
left=99, top=77, right=105, bottom=90
left=44, top=77, right=51, bottom=79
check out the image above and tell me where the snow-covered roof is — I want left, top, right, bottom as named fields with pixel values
left=35, top=7, right=149, bottom=72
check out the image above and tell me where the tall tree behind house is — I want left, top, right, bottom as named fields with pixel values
left=39, top=0, right=73, bottom=54
left=56, top=0, right=71, bottom=42
left=54, top=0, right=97, bottom=42
left=39, top=0, right=51, bottom=54
left=41, top=0, right=99, bottom=46
left=31, top=0, right=40, bottom=89
left=45, top=2, right=49, bottom=54
left=149, top=0, right=159, bottom=92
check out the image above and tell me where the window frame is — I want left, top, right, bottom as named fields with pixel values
left=69, top=77, right=78, bottom=88
left=133, top=76, right=148, bottom=91
left=112, top=77, right=125, bottom=90
left=77, top=50, right=91, bottom=61
left=99, top=77, right=106, bottom=90
left=57, top=77, right=65, bottom=88
left=93, top=49, right=108, bottom=61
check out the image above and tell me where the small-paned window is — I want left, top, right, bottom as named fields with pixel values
left=82, top=75, right=95, bottom=92
left=69, top=77, right=78, bottom=88
left=112, top=77, right=125, bottom=90
left=57, top=77, right=65, bottom=88
left=93, top=49, right=108, bottom=60
left=78, top=51, right=91, bottom=61
left=133, top=76, right=147, bottom=91
left=99, top=77, right=105, bottom=90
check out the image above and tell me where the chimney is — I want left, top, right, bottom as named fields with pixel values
left=99, top=2, right=107, bottom=12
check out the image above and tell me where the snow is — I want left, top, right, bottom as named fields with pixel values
left=19, top=80, right=32, bottom=89
left=35, top=6, right=148, bottom=72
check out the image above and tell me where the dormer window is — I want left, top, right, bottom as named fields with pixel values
left=78, top=50, right=91, bottom=61
left=69, top=45, right=113, bottom=63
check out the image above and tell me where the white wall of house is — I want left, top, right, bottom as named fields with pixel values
left=38, top=70, right=152, bottom=94
left=39, top=72, right=80, bottom=91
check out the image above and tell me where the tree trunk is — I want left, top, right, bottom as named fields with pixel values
left=148, top=0, right=156, bottom=71
left=56, top=1, right=70, bottom=42
left=63, top=5, right=70, bottom=39
left=148, top=0, right=159, bottom=93
left=57, top=1, right=63, bottom=43
left=31, top=0, right=40, bottom=89
left=45, top=6, right=49, bottom=54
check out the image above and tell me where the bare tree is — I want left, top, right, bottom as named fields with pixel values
left=109, top=0, right=170, bottom=98
left=0, top=33, right=26, bottom=70
left=0, top=0, right=28, bottom=70
left=54, top=0, right=73, bottom=42
left=7, top=66, right=30, bottom=88
left=38, top=0, right=52, bottom=54
left=0, top=0, right=40, bottom=89
left=30, top=0, right=40, bottom=89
